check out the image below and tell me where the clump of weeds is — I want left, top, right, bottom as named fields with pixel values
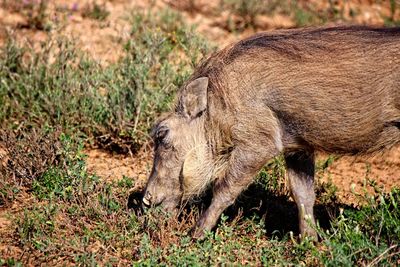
left=81, top=1, right=110, bottom=21
left=0, top=128, right=62, bottom=206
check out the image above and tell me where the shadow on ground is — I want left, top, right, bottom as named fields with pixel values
left=227, top=183, right=359, bottom=238
left=127, top=183, right=358, bottom=239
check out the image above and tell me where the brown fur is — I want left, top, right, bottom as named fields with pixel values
left=143, top=25, right=400, bottom=239
left=191, top=25, right=400, bottom=155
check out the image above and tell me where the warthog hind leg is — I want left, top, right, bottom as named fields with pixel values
left=285, top=151, right=317, bottom=240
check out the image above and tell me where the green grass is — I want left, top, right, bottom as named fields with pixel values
left=1, top=4, right=399, bottom=266
left=2, top=131, right=398, bottom=265
left=4, top=143, right=399, bottom=265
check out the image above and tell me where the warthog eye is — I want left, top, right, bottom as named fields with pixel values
left=155, top=127, right=169, bottom=144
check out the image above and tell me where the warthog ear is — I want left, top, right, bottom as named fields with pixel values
left=181, top=77, right=208, bottom=119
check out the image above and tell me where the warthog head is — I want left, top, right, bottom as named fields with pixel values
left=142, top=77, right=216, bottom=211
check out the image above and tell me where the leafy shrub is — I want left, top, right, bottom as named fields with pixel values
left=0, top=129, right=62, bottom=183
left=0, top=128, right=62, bottom=206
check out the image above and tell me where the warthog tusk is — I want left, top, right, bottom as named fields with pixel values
left=142, top=197, right=150, bottom=206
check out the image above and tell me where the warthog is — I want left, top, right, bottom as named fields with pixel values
left=142, top=26, right=400, bottom=239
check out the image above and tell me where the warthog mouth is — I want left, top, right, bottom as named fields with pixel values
left=142, top=194, right=165, bottom=208
left=142, top=195, right=181, bottom=213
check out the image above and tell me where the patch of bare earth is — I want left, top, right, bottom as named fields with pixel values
left=0, top=146, right=21, bottom=260
left=319, top=146, right=400, bottom=205
left=0, top=210, right=18, bottom=259
left=85, top=149, right=151, bottom=190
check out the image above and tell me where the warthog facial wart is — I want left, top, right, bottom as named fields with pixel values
left=142, top=25, right=400, bottom=239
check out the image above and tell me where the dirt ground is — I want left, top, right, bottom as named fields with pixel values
left=319, top=147, right=400, bottom=204
left=85, top=149, right=151, bottom=188
left=1, top=0, right=400, bottom=204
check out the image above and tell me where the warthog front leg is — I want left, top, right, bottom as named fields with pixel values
left=285, top=151, right=317, bottom=239
left=192, top=145, right=279, bottom=239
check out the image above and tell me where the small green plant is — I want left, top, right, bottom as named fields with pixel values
left=384, top=0, right=400, bottom=26
left=17, top=203, right=57, bottom=248
left=390, top=0, right=398, bottom=21
left=256, top=156, right=287, bottom=195
left=82, top=1, right=110, bottom=21
left=26, top=0, right=50, bottom=30
left=0, top=258, right=23, bottom=267
left=32, top=134, right=99, bottom=201
left=293, top=6, right=319, bottom=27
left=0, top=128, right=62, bottom=205
left=0, top=129, right=62, bottom=183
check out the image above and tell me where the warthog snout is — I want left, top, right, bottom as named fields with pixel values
left=142, top=179, right=181, bottom=211
left=142, top=169, right=182, bottom=211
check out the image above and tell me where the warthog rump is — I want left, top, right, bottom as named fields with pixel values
left=142, top=26, right=400, bottom=239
